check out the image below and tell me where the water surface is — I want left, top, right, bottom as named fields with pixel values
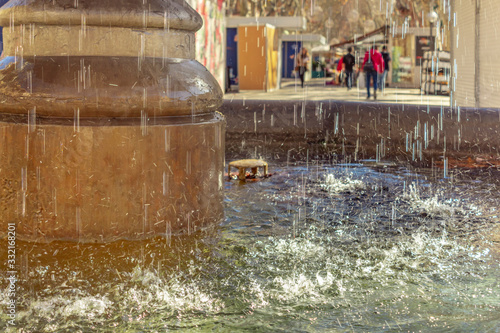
left=1, top=162, right=499, bottom=332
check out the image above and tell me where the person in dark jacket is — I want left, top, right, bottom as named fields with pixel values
left=338, top=46, right=356, bottom=90
left=378, top=45, right=391, bottom=92
left=295, top=47, right=310, bottom=88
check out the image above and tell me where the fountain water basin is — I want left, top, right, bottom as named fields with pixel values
left=1, top=162, right=498, bottom=330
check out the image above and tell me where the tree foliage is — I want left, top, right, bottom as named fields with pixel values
left=226, top=0, right=442, bottom=42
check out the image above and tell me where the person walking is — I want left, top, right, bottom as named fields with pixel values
left=296, top=47, right=310, bottom=88
left=361, top=45, right=384, bottom=99
left=378, top=45, right=391, bottom=92
left=339, top=46, right=356, bottom=89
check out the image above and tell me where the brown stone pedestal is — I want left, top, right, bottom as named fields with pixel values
left=0, top=1, right=225, bottom=242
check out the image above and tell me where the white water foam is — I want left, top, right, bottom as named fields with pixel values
left=321, top=173, right=366, bottom=193
left=401, top=182, right=483, bottom=217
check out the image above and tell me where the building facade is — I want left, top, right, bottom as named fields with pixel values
left=451, top=0, right=500, bottom=108
left=188, top=0, right=226, bottom=90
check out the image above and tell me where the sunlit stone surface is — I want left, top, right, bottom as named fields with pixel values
left=0, top=0, right=225, bottom=242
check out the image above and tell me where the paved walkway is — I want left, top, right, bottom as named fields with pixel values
left=224, top=78, right=450, bottom=106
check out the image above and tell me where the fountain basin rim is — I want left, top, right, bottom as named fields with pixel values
left=0, top=111, right=225, bottom=126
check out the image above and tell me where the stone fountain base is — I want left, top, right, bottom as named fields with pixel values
left=0, top=113, right=225, bottom=242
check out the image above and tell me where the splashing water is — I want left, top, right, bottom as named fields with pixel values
left=1, top=163, right=499, bottom=331
left=321, top=172, right=366, bottom=193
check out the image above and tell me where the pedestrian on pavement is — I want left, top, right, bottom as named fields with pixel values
left=296, top=47, right=310, bottom=88
left=361, top=45, right=384, bottom=99
left=338, top=46, right=356, bottom=90
left=378, top=45, right=391, bottom=92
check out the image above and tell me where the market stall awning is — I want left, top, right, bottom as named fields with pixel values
left=226, top=16, right=307, bottom=30
left=311, top=44, right=330, bottom=54
left=330, top=25, right=390, bottom=49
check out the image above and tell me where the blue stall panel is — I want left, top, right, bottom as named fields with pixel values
left=281, top=41, right=302, bottom=79
left=0, top=0, right=9, bottom=53
left=226, top=28, right=238, bottom=86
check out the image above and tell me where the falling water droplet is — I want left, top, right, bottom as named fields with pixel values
left=28, top=107, right=36, bottom=133
left=444, top=157, right=448, bottom=178
left=53, top=188, right=57, bottom=216
left=27, top=70, right=32, bottom=94
left=163, top=172, right=168, bottom=196
left=424, top=122, right=428, bottom=148
left=164, top=129, right=170, bottom=152
left=36, top=166, right=40, bottom=191
left=186, top=151, right=191, bottom=175
left=76, top=206, right=81, bottom=239
left=74, top=108, right=80, bottom=133
left=141, top=110, right=148, bottom=136
left=21, top=166, right=27, bottom=191
left=334, top=113, right=339, bottom=135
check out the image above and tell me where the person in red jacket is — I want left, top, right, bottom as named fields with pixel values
left=361, top=45, right=384, bottom=99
